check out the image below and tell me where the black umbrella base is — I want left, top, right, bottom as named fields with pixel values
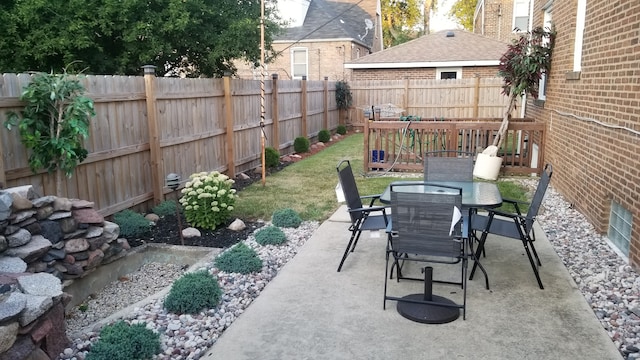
left=396, top=293, right=460, bottom=324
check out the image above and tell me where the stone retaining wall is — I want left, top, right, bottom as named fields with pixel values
left=0, top=185, right=126, bottom=360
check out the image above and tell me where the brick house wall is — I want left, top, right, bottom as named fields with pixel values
left=351, top=66, right=500, bottom=80
left=474, top=0, right=524, bottom=43
left=525, top=1, right=640, bottom=266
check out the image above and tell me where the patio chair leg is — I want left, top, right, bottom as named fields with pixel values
left=336, top=230, right=360, bottom=272
left=469, top=232, right=490, bottom=290
left=522, top=238, right=544, bottom=289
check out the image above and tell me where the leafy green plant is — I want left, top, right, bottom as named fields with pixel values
left=271, top=208, right=302, bottom=228
left=179, top=171, right=238, bottom=230
left=318, top=129, right=331, bottom=143
left=336, top=124, right=347, bottom=135
left=335, top=81, right=353, bottom=110
left=113, top=209, right=151, bottom=238
left=265, top=147, right=280, bottom=168
left=215, top=242, right=263, bottom=274
left=255, top=225, right=287, bottom=245
left=4, top=69, right=95, bottom=195
left=152, top=200, right=177, bottom=217
left=86, top=320, right=160, bottom=360
left=293, top=136, right=310, bottom=153
left=164, top=270, right=222, bottom=314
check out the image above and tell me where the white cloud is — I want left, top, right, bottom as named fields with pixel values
left=430, top=0, right=463, bottom=32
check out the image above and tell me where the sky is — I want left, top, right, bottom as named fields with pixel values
left=430, top=0, right=463, bottom=32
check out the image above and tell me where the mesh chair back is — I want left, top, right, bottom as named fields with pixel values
left=525, top=164, right=553, bottom=231
left=424, top=151, right=474, bottom=182
left=390, top=185, right=463, bottom=259
left=337, top=160, right=365, bottom=223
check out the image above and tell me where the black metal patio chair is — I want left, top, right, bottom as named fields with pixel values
left=469, top=163, right=553, bottom=289
left=423, top=150, right=475, bottom=182
left=384, top=183, right=469, bottom=322
left=336, top=160, right=389, bottom=272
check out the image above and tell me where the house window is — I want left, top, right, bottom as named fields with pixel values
left=513, top=0, right=530, bottom=32
left=437, top=67, right=462, bottom=80
left=608, top=201, right=632, bottom=257
left=538, top=2, right=553, bottom=101
left=291, top=48, right=308, bottom=79
left=573, top=0, right=586, bottom=72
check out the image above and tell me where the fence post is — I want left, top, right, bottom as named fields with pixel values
left=473, top=76, right=480, bottom=119
left=403, top=78, right=409, bottom=114
left=323, top=76, right=328, bottom=131
left=142, top=65, right=163, bottom=205
left=223, top=73, right=235, bottom=179
left=271, top=74, right=280, bottom=152
left=363, top=113, right=370, bottom=172
left=301, top=76, right=308, bottom=138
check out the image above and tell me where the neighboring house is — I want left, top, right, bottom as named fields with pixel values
left=517, top=1, right=640, bottom=267
left=474, top=0, right=532, bottom=43
left=235, top=0, right=382, bottom=81
left=344, top=29, right=508, bottom=81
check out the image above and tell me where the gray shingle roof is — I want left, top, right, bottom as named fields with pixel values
left=274, top=0, right=374, bottom=49
left=346, top=29, right=509, bottom=66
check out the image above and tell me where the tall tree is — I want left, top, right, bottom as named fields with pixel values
left=423, top=0, right=438, bottom=34
left=381, top=0, right=422, bottom=48
left=0, top=0, right=283, bottom=77
left=449, top=0, right=477, bottom=31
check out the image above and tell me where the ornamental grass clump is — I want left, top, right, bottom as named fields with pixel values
left=86, top=320, right=160, bottom=360
left=164, top=270, right=222, bottom=314
left=255, top=225, right=287, bottom=245
left=179, top=171, right=237, bottom=230
left=215, top=242, right=263, bottom=274
left=272, top=208, right=302, bottom=228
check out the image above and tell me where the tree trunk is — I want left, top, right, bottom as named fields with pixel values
left=492, top=92, right=518, bottom=150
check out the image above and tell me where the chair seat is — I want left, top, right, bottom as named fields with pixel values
left=471, top=214, right=528, bottom=239
left=360, top=214, right=388, bottom=231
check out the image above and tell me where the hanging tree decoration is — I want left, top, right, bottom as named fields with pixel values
left=259, top=0, right=267, bottom=186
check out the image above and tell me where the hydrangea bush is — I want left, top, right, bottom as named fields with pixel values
left=179, top=171, right=237, bottom=230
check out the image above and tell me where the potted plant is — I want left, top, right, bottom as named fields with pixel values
left=473, top=26, right=555, bottom=180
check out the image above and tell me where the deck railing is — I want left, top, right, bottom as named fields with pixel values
left=364, top=118, right=546, bottom=176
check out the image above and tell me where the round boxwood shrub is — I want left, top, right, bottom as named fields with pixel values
left=164, top=270, right=222, bottom=314
left=86, top=320, right=160, bottom=360
left=293, top=136, right=310, bottom=153
left=265, top=147, right=280, bottom=168
left=336, top=124, right=347, bottom=135
left=271, top=208, right=302, bottom=228
left=152, top=200, right=177, bottom=217
left=215, top=242, right=263, bottom=274
left=113, top=209, right=151, bottom=238
left=255, top=225, right=287, bottom=245
left=318, top=129, right=331, bottom=143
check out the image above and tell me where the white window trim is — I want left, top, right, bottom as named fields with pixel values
left=436, top=67, right=462, bottom=80
left=291, top=47, right=308, bottom=79
left=539, top=3, right=553, bottom=101
left=574, top=0, right=586, bottom=72
left=512, top=0, right=531, bottom=33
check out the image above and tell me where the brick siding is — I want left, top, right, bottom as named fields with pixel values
left=351, top=66, right=500, bottom=80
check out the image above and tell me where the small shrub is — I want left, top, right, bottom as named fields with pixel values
left=335, top=80, right=353, bottom=110
left=86, top=320, right=160, bottom=360
left=164, top=270, right=222, bottom=314
left=318, top=129, right=331, bottom=143
left=152, top=200, right=177, bottom=217
left=215, top=243, right=263, bottom=274
left=113, top=209, right=151, bottom=238
left=255, top=225, right=287, bottom=246
left=265, top=147, right=280, bottom=168
left=293, top=136, right=310, bottom=153
left=336, top=124, right=347, bottom=135
left=272, top=208, right=302, bottom=228
left=179, top=171, right=238, bottom=230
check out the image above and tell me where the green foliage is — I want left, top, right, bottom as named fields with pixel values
left=113, top=210, right=151, bottom=238
left=265, top=147, right=280, bottom=168
left=335, top=81, right=353, bottom=110
left=86, top=321, right=160, bottom=360
left=215, top=243, right=263, bottom=274
left=178, top=171, right=238, bottom=230
left=164, top=270, right=222, bottom=314
left=449, top=0, right=477, bottom=31
left=293, top=137, right=310, bottom=153
left=318, top=129, right=331, bottom=143
left=381, top=0, right=421, bottom=47
left=0, top=1, right=284, bottom=77
left=255, top=225, right=287, bottom=245
left=152, top=200, right=177, bottom=217
left=4, top=70, right=94, bottom=177
left=336, top=125, right=347, bottom=135
left=271, top=208, right=302, bottom=228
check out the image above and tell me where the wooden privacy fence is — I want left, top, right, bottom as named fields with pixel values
left=347, top=77, right=517, bottom=126
left=364, top=118, right=546, bottom=176
left=0, top=71, right=339, bottom=216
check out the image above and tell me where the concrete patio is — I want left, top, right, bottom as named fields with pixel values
left=202, top=205, right=622, bottom=360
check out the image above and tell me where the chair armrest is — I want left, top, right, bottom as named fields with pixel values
left=487, top=208, right=525, bottom=221
left=361, top=193, right=382, bottom=207
left=348, top=205, right=388, bottom=214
